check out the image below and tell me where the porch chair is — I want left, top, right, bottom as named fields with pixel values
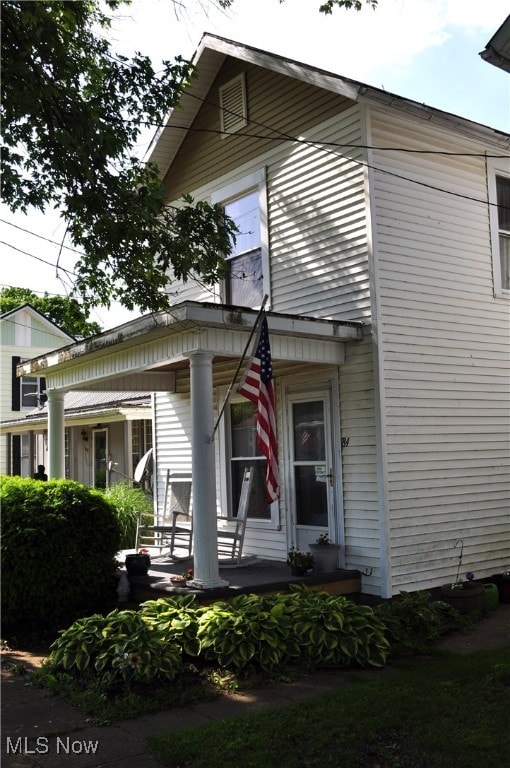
left=136, top=470, right=192, bottom=558
left=217, top=467, right=253, bottom=566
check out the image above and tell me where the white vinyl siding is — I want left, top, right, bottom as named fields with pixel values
left=368, top=108, right=510, bottom=593
left=269, top=107, right=370, bottom=321
left=339, top=330, right=380, bottom=594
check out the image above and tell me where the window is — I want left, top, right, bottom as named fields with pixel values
left=488, top=157, right=510, bottom=297
left=229, top=400, right=270, bottom=520
left=211, top=169, right=269, bottom=309
left=224, top=190, right=263, bottom=306
left=218, top=389, right=279, bottom=527
left=11, top=356, right=46, bottom=411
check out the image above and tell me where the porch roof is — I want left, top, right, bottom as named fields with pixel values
left=17, top=301, right=363, bottom=393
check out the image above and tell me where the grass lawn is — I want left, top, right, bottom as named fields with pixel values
left=148, top=647, right=510, bottom=768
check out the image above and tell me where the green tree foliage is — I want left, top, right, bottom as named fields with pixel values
left=219, top=0, right=378, bottom=12
left=1, top=1, right=236, bottom=313
left=0, top=286, right=102, bottom=338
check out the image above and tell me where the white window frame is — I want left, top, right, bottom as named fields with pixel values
left=218, top=386, right=279, bottom=529
left=211, top=168, right=271, bottom=308
left=487, top=155, right=510, bottom=299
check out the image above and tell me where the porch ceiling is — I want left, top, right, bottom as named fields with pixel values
left=17, top=301, right=363, bottom=393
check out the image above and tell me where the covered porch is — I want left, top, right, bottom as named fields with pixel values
left=19, top=301, right=363, bottom=590
left=119, top=553, right=362, bottom=606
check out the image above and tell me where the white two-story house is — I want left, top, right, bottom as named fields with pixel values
left=18, top=35, right=510, bottom=596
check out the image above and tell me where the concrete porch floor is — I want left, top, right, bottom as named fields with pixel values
left=118, top=551, right=362, bottom=605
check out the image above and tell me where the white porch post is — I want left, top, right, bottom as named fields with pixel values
left=47, top=390, right=66, bottom=479
left=189, top=352, right=228, bottom=588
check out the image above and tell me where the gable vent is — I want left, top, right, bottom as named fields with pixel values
left=219, top=73, right=247, bottom=136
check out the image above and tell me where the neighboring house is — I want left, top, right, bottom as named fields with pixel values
left=18, top=35, right=510, bottom=596
left=0, top=391, right=153, bottom=488
left=0, top=304, right=74, bottom=475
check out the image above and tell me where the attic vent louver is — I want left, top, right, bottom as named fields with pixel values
left=219, top=73, right=247, bottom=136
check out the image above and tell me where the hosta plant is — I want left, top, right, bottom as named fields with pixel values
left=48, top=609, right=183, bottom=688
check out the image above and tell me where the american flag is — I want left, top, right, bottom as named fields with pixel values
left=237, top=315, right=279, bottom=503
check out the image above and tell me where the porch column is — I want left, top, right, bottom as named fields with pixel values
left=47, top=390, right=65, bottom=479
left=189, top=352, right=229, bottom=588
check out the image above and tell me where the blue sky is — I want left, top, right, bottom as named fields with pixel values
left=1, top=0, right=508, bottom=329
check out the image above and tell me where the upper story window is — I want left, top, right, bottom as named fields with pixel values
left=224, top=190, right=263, bottom=306
left=488, top=156, right=510, bottom=298
left=11, top=356, right=45, bottom=411
left=211, top=169, right=269, bottom=309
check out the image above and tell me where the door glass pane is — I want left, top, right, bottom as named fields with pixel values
left=293, top=401, right=325, bottom=461
left=295, top=466, right=328, bottom=526
left=94, top=431, right=107, bottom=488
left=293, top=401, right=328, bottom=527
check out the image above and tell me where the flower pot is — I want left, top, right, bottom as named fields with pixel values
left=309, top=543, right=341, bottom=573
left=440, top=582, right=485, bottom=614
left=290, top=565, right=310, bottom=577
left=491, top=574, right=510, bottom=604
left=125, top=554, right=151, bottom=576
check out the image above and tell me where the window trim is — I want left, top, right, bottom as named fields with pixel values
left=487, top=155, right=510, bottom=299
left=211, top=168, right=270, bottom=308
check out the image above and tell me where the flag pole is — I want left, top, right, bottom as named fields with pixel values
left=209, top=295, right=269, bottom=442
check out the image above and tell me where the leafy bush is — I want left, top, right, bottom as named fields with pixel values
left=196, top=594, right=298, bottom=673
left=141, top=595, right=201, bottom=657
left=0, top=476, right=121, bottom=632
left=104, top=481, right=153, bottom=549
left=48, top=609, right=183, bottom=689
left=282, top=587, right=389, bottom=668
left=196, top=588, right=389, bottom=674
left=375, top=591, right=468, bottom=657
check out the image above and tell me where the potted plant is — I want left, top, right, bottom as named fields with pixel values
left=125, top=548, right=151, bottom=576
left=439, top=540, right=485, bottom=614
left=440, top=572, right=486, bottom=615
left=309, top=533, right=341, bottom=573
left=287, top=548, right=315, bottom=576
left=171, top=568, right=193, bottom=585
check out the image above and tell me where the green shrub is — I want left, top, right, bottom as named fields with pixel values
left=48, top=609, right=183, bottom=689
left=0, top=476, right=121, bottom=633
left=141, top=595, right=201, bottom=657
left=104, top=481, right=153, bottom=549
left=196, top=589, right=389, bottom=674
left=197, top=594, right=297, bottom=673
left=282, top=587, right=389, bottom=668
left=375, top=591, right=468, bottom=657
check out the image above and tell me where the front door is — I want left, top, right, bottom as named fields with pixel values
left=288, top=392, right=336, bottom=552
left=93, top=428, right=108, bottom=488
